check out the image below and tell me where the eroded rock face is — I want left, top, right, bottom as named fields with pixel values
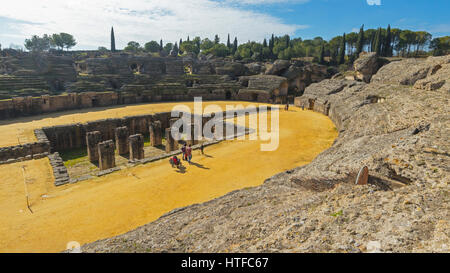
left=265, top=60, right=291, bottom=75
left=371, top=55, right=450, bottom=86
left=354, top=52, right=381, bottom=83
left=82, top=55, right=449, bottom=253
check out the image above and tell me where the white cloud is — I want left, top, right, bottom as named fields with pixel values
left=367, top=0, right=381, bottom=5
left=0, top=0, right=308, bottom=50
left=224, top=0, right=309, bottom=4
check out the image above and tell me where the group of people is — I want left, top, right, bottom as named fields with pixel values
left=181, top=143, right=193, bottom=163
left=170, top=142, right=203, bottom=169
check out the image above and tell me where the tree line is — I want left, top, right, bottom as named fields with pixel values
left=10, top=26, right=449, bottom=64
left=23, top=33, right=77, bottom=52
left=119, top=26, right=448, bottom=65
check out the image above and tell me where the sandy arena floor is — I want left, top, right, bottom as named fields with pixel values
left=0, top=102, right=337, bottom=252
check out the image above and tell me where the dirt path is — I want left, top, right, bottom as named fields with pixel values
left=0, top=106, right=337, bottom=252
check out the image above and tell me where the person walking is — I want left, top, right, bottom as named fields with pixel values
left=186, top=144, right=192, bottom=164
left=181, top=143, right=187, bottom=161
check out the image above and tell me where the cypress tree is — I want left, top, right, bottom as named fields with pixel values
left=286, top=35, right=290, bottom=48
left=233, top=37, right=238, bottom=54
left=173, top=42, right=179, bottom=55
left=110, top=27, right=116, bottom=52
left=159, top=39, right=163, bottom=51
left=179, top=39, right=183, bottom=54
left=384, top=25, right=392, bottom=57
left=356, top=24, right=364, bottom=56
left=187, top=36, right=190, bottom=42
left=227, top=34, right=231, bottom=49
left=338, top=33, right=346, bottom=64
left=263, top=38, right=267, bottom=48
left=269, top=34, right=274, bottom=55
left=374, top=28, right=382, bottom=55
left=319, top=43, right=325, bottom=64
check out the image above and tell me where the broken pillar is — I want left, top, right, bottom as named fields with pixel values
left=129, top=134, right=144, bottom=160
left=165, top=128, right=177, bottom=153
left=115, top=126, right=129, bottom=155
left=98, top=140, right=115, bottom=170
left=86, top=131, right=102, bottom=162
left=149, top=121, right=162, bottom=147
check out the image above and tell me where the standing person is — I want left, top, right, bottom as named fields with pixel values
left=186, top=144, right=192, bottom=164
left=200, top=142, right=204, bottom=155
left=285, top=102, right=289, bottom=111
left=181, top=143, right=186, bottom=161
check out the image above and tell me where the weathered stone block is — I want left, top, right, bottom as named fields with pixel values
left=115, top=126, right=129, bottom=155
left=149, top=121, right=162, bottom=147
left=165, top=128, right=177, bottom=153
left=86, top=131, right=102, bottom=162
left=129, top=134, right=144, bottom=160
left=98, top=140, right=115, bottom=170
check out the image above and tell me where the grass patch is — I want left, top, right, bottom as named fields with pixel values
left=60, top=147, right=88, bottom=167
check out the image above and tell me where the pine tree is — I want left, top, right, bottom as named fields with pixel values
left=233, top=37, right=238, bottom=54
left=214, top=35, right=220, bottom=44
left=374, top=28, right=382, bottom=55
left=110, top=27, right=116, bottom=52
left=319, top=43, right=325, bottom=64
left=227, top=34, right=231, bottom=49
left=384, top=25, right=392, bottom=57
left=338, top=33, right=346, bottom=64
left=356, top=24, right=364, bottom=57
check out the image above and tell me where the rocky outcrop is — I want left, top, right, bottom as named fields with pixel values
left=353, top=52, right=382, bottom=83
left=237, top=75, right=289, bottom=103
left=82, top=55, right=449, bottom=253
left=371, top=55, right=450, bottom=86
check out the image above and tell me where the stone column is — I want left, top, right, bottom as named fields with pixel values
left=165, top=128, right=177, bottom=153
left=86, top=131, right=102, bottom=162
left=129, top=134, right=144, bottom=160
left=149, top=121, right=162, bottom=147
left=115, top=126, right=129, bottom=155
left=186, top=122, right=199, bottom=146
left=98, top=140, right=115, bottom=170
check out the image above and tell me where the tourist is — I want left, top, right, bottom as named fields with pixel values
left=186, top=144, right=192, bottom=164
left=181, top=143, right=187, bottom=161
left=200, top=142, right=204, bottom=155
left=285, top=103, right=289, bottom=111
left=170, top=155, right=180, bottom=168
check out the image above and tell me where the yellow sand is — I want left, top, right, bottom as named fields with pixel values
left=0, top=104, right=337, bottom=253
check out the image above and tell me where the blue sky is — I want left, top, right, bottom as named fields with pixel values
left=0, top=0, right=449, bottom=50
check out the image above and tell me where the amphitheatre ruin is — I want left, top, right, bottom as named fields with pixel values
left=0, top=46, right=448, bottom=253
